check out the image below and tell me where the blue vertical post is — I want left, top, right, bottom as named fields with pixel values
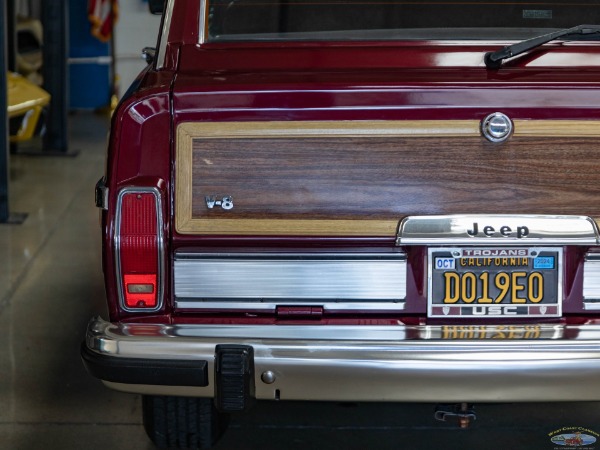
left=68, top=0, right=111, bottom=110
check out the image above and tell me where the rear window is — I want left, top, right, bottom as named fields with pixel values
left=206, top=0, right=600, bottom=42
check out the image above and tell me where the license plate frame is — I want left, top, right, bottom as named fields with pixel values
left=427, top=247, right=563, bottom=318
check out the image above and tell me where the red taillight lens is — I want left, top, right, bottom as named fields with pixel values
left=117, top=191, right=161, bottom=311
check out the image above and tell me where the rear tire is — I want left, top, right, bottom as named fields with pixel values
left=142, top=395, right=229, bottom=449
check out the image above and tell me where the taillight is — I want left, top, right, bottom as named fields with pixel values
left=115, top=188, right=163, bottom=312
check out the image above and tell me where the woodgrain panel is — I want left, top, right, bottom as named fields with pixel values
left=176, top=121, right=600, bottom=236
left=514, top=120, right=600, bottom=137
left=179, top=120, right=482, bottom=139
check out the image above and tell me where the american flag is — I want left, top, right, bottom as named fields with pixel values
left=88, top=0, right=118, bottom=42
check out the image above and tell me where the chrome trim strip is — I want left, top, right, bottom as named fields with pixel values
left=174, top=301, right=406, bottom=312
left=114, top=187, right=165, bottom=313
left=174, top=252, right=403, bottom=260
left=86, top=317, right=600, bottom=402
left=398, top=215, right=600, bottom=245
left=583, top=254, right=600, bottom=307
left=156, top=0, right=175, bottom=70
left=174, top=253, right=407, bottom=309
left=199, top=0, right=207, bottom=45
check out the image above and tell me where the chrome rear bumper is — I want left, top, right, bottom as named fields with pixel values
left=83, top=317, right=600, bottom=402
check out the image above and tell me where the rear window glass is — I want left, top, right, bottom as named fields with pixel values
left=206, top=0, right=600, bottom=42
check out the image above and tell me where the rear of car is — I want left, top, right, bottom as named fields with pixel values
left=82, top=0, right=600, bottom=448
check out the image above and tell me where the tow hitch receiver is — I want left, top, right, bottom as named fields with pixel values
left=434, top=403, right=476, bottom=428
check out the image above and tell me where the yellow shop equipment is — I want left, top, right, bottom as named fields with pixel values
left=7, top=72, right=50, bottom=142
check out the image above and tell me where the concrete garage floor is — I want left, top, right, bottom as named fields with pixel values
left=1, top=112, right=600, bottom=449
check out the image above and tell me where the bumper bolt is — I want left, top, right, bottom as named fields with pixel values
left=261, top=371, right=276, bottom=384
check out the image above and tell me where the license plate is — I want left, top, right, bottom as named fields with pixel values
left=428, top=247, right=562, bottom=318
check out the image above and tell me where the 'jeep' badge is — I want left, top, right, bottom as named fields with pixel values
left=466, top=222, right=529, bottom=239
left=205, top=195, right=234, bottom=210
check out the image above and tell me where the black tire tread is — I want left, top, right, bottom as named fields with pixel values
left=143, top=395, right=225, bottom=449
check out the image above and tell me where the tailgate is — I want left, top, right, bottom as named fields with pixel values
left=171, top=118, right=600, bottom=319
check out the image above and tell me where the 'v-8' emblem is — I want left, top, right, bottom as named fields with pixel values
left=205, top=195, right=234, bottom=210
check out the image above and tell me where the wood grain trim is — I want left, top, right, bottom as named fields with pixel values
left=178, top=120, right=600, bottom=140
left=176, top=125, right=195, bottom=233
left=177, top=120, right=482, bottom=139
left=178, top=218, right=400, bottom=236
left=514, top=120, right=600, bottom=137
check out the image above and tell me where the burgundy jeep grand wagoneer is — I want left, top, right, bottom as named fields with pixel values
left=81, top=0, right=600, bottom=447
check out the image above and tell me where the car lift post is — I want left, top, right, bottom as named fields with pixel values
left=7, top=0, right=17, bottom=157
left=0, top=0, right=28, bottom=224
left=6, top=0, right=15, bottom=73
left=41, top=0, right=74, bottom=156
left=0, top=1, right=10, bottom=222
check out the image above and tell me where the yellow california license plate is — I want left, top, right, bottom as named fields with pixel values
left=428, top=247, right=562, bottom=318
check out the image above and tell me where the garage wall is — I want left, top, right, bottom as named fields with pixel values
left=114, top=1, right=162, bottom=98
